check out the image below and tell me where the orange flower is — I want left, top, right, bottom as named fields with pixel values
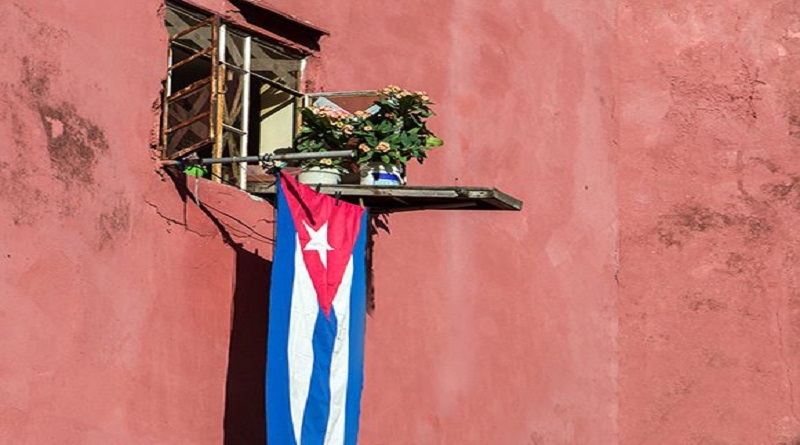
left=376, top=141, right=391, bottom=152
left=358, top=143, right=371, bottom=153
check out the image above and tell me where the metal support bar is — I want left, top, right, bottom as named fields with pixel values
left=159, top=149, right=355, bottom=167
left=305, top=90, right=378, bottom=98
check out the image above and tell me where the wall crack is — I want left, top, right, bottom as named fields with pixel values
left=144, top=199, right=213, bottom=238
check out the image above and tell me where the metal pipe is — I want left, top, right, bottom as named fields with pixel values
left=159, top=149, right=355, bottom=167
left=305, top=90, right=378, bottom=98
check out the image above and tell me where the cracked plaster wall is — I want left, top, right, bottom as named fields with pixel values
left=0, top=1, right=274, bottom=443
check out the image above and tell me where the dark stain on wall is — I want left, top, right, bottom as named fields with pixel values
left=20, top=56, right=56, bottom=99
left=782, top=88, right=800, bottom=140
left=777, top=437, right=800, bottom=445
left=682, top=292, right=728, bottom=312
left=656, top=203, right=723, bottom=247
left=0, top=166, right=49, bottom=226
left=0, top=106, right=50, bottom=225
left=38, top=103, right=109, bottom=187
left=764, top=175, right=800, bottom=210
left=97, top=197, right=131, bottom=250
left=20, top=56, right=109, bottom=188
left=656, top=201, right=773, bottom=247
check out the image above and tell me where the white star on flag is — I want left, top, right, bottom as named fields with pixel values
left=303, top=221, right=334, bottom=268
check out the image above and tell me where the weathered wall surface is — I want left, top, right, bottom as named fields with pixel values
left=8, top=0, right=799, bottom=443
left=0, top=0, right=621, bottom=443
left=0, top=1, right=275, bottom=443
left=617, top=0, right=800, bottom=443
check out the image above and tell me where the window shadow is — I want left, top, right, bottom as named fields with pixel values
left=223, top=248, right=271, bottom=445
left=164, top=170, right=271, bottom=444
left=163, top=171, right=388, bottom=443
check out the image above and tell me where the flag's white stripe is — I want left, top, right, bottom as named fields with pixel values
left=324, top=256, right=354, bottom=444
left=288, top=235, right=318, bottom=443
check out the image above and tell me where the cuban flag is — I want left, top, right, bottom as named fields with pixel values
left=267, top=173, right=368, bottom=445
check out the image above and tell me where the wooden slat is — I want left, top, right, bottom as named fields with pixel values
left=167, top=138, right=213, bottom=160
left=170, top=16, right=215, bottom=41
left=169, top=46, right=213, bottom=71
left=167, top=77, right=212, bottom=102
left=165, top=111, right=211, bottom=133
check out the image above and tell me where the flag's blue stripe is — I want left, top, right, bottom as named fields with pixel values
left=266, top=179, right=299, bottom=445
left=301, top=311, right=338, bottom=445
left=344, top=211, right=369, bottom=445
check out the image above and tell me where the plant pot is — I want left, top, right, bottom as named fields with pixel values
left=298, top=166, right=342, bottom=185
left=359, top=162, right=405, bottom=186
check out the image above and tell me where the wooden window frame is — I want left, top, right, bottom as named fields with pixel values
left=162, top=3, right=305, bottom=188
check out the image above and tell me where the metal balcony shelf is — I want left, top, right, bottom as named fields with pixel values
left=247, top=183, right=523, bottom=213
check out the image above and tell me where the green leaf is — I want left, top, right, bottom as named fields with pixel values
left=426, top=136, right=443, bottom=147
left=378, top=121, right=393, bottom=132
left=380, top=155, right=391, bottom=164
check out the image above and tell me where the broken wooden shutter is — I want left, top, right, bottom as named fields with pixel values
left=162, top=11, right=218, bottom=160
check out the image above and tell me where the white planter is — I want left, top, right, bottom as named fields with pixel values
left=298, top=167, right=342, bottom=185
left=359, top=162, right=405, bottom=186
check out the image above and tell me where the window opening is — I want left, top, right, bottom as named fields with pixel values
left=163, top=9, right=216, bottom=161
left=304, top=91, right=379, bottom=113
left=162, top=2, right=304, bottom=188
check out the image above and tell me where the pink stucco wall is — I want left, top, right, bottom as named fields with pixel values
left=616, top=1, right=800, bottom=443
left=276, top=1, right=620, bottom=443
left=0, top=2, right=275, bottom=442
left=1, top=0, right=799, bottom=444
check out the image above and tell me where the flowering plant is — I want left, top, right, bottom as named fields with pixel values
left=295, top=85, right=443, bottom=171
left=294, top=105, right=358, bottom=172
left=352, top=86, right=442, bottom=165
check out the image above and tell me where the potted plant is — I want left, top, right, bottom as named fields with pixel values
left=295, top=85, right=443, bottom=186
left=294, top=105, right=357, bottom=185
left=353, top=86, right=443, bottom=185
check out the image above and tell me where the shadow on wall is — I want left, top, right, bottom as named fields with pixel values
left=223, top=247, right=271, bottom=445
left=366, top=213, right=391, bottom=315
left=164, top=170, right=271, bottom=444
left=164, top=171, right=389, bottom=444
